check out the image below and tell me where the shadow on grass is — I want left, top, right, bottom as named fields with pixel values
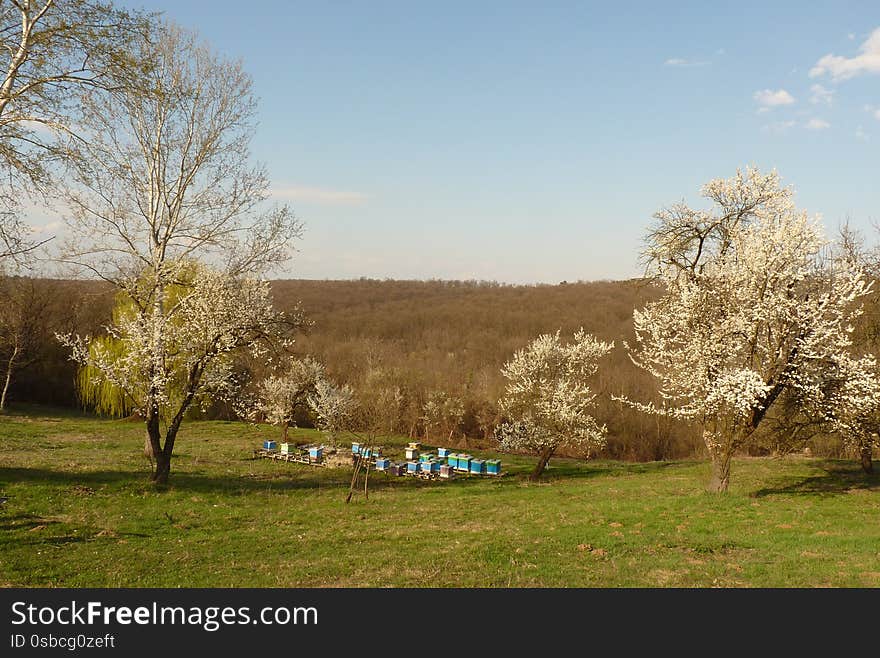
left=1, top=465, right=499, bottom=495
left=752, top=460, right=879, bottom=498
left=2, top=459, right=691, bottom=495
left=537, top=458, right=684, bottom=482
left=0, top=466, right=346, bottom=494
left=0, top=513, right=59, bottom=532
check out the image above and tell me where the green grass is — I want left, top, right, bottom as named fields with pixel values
left=1, top=405, right=879, bottom=587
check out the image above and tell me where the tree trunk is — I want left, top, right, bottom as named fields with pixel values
left=860, top=445, right=874, bottom=475
left=145, top=401, right=165, bottom=483
left=708, top=450, right=732, bottom=493
left=1, top=344, right=19, bottom=411
left=529, top=445, right=556, bottom=482
left=153, top=450, right=172, bottom=485
left=282, top=421, right=289, bottom=442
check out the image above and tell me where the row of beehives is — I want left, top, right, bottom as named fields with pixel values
left=353, top=441, right=502, bottom=479
left=258, top=441, right=325, bottom=464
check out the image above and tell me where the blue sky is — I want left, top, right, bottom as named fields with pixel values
left=70, top=2, right=880, bottom=282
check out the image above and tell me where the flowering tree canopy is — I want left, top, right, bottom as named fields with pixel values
left=307, top=378, right=358, bottom=443
left=247, top=357, right=326, bottom=441
left=619, top=167, right=874, bottom=491
left=495, top=329, right=613, bottom=481
left=59, top=264, right=298, bottom=481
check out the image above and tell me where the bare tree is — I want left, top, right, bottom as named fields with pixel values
left=56, top=22, right=303, bottom=484
left=0, top=273, right=58, bottom=409
left=0, top=0, right=149, bottom=262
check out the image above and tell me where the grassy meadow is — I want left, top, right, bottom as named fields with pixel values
left=1, top=405, right=879, bottom=588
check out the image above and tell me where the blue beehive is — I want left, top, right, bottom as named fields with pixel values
left=419, top=452, right=433, bottom=463
left=309, top=446, right=323, bottom=460
left=375, top=458, right=390, bottom=470
left=406, top=461, right=419, bottom=474
left=485, top=459, right=501, bottom=475
left=470, top=459, right=485, bottom=475
left=437, top=447, right=450, bottom=458
left=419, top=461, right=433, bottom=474
left=432, top=461, right=444, bottom=473
left=351, top=442, right=361, bottom=454
left=263, top=440, right=277, bottom=450
left=456, top=454, right=472, bottom=472
left=447, top=453, right=459, bottom=468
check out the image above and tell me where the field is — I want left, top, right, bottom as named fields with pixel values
left=1, top=406, right=879, bottom=588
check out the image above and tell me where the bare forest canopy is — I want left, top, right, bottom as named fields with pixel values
left=5, top=275, right=866, bottom=461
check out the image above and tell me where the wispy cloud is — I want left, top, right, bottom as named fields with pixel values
left=809, top=84, right=834, bottom=105
left=810, top=26, right=880, bottom=81
left=805, top=118, right=830, bottom=130
left=856, top=125, right=869, bottom=141
left=754, top=89, right=796, bottom=110
left=664, top=57, right=709, bottom=67
left=763, top=120, right=797, bottom=134
left=270, top=185, right=369, bottom=206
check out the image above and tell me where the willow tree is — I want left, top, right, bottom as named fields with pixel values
left=618, top=168, right=873, bottom=492
left=56, top=22, right=302, bottom=484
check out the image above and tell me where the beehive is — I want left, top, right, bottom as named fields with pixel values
left=351, top=442, right=361, bottom=454
left=437, top=447, right=450, bottom=458
left=280, top=442, right=295, bottom=454
left=263, top=440, right=277, bottom=451
left=406, top=461, right=419, bottom=474
left=485, top=459, right=502, bottom=475
left=455, top=454, right=472, bottom=472
left=375, top=458, right=391, bottom=470
left=308, top=446, right=323, bottom=461
left=470, top=459, right=485, bottom=475
left=439, top=464, right=454, bottom=479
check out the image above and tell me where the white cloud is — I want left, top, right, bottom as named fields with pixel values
left=270, top=185, right=369, bottom=206
left=805, top=118, right=830, bottom=130
left=809, top=84, right=834, bottom=105
left=810, top=26, right=880, bottom=80
left=848, top=33, right=856, bottom=41
left=664, top=57, right=708, bottom=67
left=856, top=125, right=869, bottom=141
left=753, top=89, right=796, bottom=108
left=875, top=109, right=880, bottom=121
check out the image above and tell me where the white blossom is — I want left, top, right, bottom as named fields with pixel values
left=496, top=329, right=613, bottom=462
left=618, top=167, right=874, bottom=490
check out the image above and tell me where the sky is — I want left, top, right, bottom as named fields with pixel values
left=34, top=1, right=880, bottom=283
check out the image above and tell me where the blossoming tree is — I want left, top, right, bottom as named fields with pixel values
left=495, top=329, right=613, bottom=481
left=619, top=168, right=874, bottom=491
left=54, top=23, right=302, bottom=484
left=60, top=265, right=296, bottom=482
left=249, top=357, right=327, bottom=442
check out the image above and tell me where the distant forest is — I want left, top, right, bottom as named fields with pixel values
left=4, top=276, right=860, bottom=461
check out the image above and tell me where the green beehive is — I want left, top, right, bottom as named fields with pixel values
left=455, top=454, right=472, bottom=472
